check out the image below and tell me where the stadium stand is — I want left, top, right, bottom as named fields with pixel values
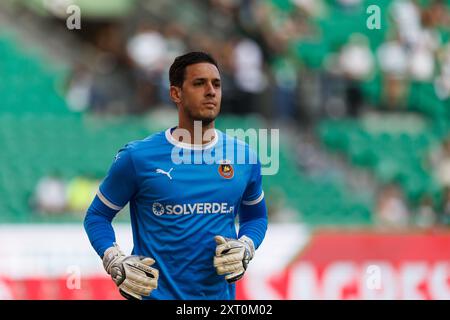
left=0, top=0, right=449, bottom=229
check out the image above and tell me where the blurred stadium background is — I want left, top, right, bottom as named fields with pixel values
left=0, top=0, right=450, bottom=299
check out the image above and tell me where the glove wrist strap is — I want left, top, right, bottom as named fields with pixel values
left=102, top=243, right=125, bottom=274
left=239, top=235, right=255, bottom=260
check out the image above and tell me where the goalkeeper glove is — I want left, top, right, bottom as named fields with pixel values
left=102, top=243, right=159, bottom=300
left=213, top=235, right=255, bottom=283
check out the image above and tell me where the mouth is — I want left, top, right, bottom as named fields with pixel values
left=203, top=102, right=217, bottom=108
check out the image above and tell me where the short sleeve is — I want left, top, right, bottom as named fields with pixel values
left=242, top=160, right=264, bottom=206
left=98, top=145, right=138, bottom=210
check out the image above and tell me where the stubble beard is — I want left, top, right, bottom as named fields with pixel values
left=186, top=106, right=218, bottom=127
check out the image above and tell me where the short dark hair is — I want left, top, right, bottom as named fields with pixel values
left=169, top=52, right=219, bottom=87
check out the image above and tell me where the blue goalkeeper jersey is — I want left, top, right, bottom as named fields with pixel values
left=94, top=127, right=266, bottom=300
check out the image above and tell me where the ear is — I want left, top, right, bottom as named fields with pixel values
left=170, top=86, right=182, bottom=105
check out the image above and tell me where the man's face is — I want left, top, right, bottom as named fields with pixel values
left=171, top=62, right=221, bottom=124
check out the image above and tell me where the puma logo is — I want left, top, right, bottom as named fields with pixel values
left=156, top=168, right=173, bottom=180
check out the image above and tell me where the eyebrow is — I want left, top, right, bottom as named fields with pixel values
left=192, top=77, right=221, bottom=82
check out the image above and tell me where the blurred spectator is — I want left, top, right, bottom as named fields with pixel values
left=382, top=75, right=409, bottom=110
left=126, top=23, right=168, bottom=110
left=88, top=55, right=136, bottom=115
left=292, top=0, right=326, bottom=18
left=375, top=184, right=410, bottom=229
left=377, top=38, right=409, bottom=110
left=336, top=0, right=362, bottom=9
left=427, top=0, right=450, bottom=27
left=87, top=23, right=138, bottom=114
left=408, top=43, right=435, bottom=82
left=377, top=40, right=408, bottom=78
left=231, top=37, right=268, bottom=114
left=440, top=187, right=450, bottom=226
left=414, top=194, right=438, bottom=229
left=390, top=0, right=422, bottom=48
left=429, top=135, right=450, bottom=188
left=32, top=174, right=67, bottom=215
left=435, top=44, right=450, bottom=99
left=271, top=55, right=299, bottom=121
left=66, top=63, right=93, bottom=112
left=338, top=34, right=375, bottom=116
left=66, top=176, right=99, bottom=214
left=126, top=25, right=167, bottom=73
left=339, top=34, right=375, bottom=81
left=157, top=23, right=188, bottom=105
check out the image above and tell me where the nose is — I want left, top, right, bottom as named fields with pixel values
left=205, top=82, right=216, bottom=97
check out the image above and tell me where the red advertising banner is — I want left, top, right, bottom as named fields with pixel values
left=0, top=276, right=245, bottom=300
left=2, top=229, right=449, bottom=300
left=237, top=230, right=450, bottom=300
left=0, top=276, right=122, bottom=300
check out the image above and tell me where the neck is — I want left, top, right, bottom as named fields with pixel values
left=175, top=118, right=216, bottom=145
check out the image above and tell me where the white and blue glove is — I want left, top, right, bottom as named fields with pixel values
left=102, top=243, right=159, bottom=300
left=213, top=235, right=255, bottom=283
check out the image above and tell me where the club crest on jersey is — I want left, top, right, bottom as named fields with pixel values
left=218, top=160, right=234, bottom=179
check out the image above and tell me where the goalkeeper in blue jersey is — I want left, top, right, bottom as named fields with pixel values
left=83, top=52, right=268, bottom=300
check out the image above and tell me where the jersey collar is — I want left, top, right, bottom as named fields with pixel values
left=165, top=127, right=219, bottom=150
